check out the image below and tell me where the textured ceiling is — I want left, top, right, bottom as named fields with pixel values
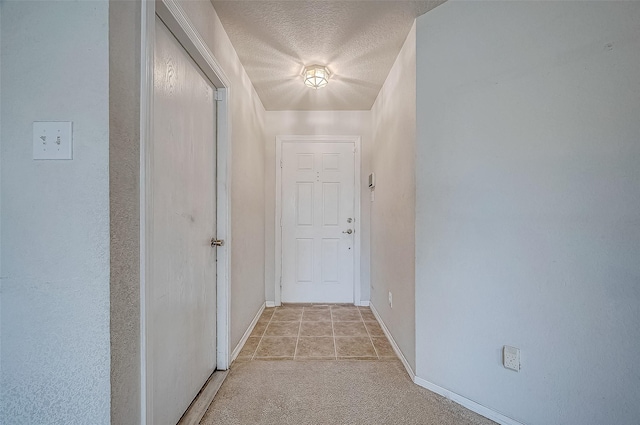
left=211, top=1, right=444, bottom=110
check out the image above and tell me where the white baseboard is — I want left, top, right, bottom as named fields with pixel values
left=230, top=302, right=265, bottom=364
left=413, top=377, right=524, bottom=425
left=356, top=300, right=370, bottom=307
left=369, top=303, right=415, bottom=380
left=369, top=302, right=523, bottom=425
left=265, top=301, right=276, bottom=308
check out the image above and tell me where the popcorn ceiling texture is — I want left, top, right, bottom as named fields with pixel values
left=211, top=1, right=444, bottom=110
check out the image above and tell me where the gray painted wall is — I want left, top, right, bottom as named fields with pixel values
left=264, top=110, right=372, bottom=304
left=370, top=23, right=416, bottom=370
left=0, top=1, right=111, bottom=423
left=0, top=2, right=3, bottom=388
left=109, top=1, right=141, bottom=424
left=415, top=2, right=640, bottom=424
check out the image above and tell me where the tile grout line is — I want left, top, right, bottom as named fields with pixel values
left=293, top=307, right=303, bottom=360
left=252, top=308, right=274, bottom=360
left=252, top=305, right=389, bottom=361
left=331, top=307, right=338, bottom=360
left=360, top=307, right=380, bottom=360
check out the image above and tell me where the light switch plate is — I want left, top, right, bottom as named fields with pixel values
left=33, top=121, right=73, bottom=160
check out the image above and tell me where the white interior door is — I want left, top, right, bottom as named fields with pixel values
left=281, top=142, right=355, bottom=303
left=149, top=16, right=217, bottom=425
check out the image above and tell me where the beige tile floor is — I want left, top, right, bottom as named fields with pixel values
left=237, top=304, right=398, bottom=361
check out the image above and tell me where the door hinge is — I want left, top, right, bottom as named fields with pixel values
left=214, top=90, right=224, bottom=102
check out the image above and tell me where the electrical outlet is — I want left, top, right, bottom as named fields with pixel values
left=388, top=291, right=393, bottom=308
left=503, top=345, right=520, bottom=371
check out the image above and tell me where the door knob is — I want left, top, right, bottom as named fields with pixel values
left=342, top=229, right=353, bottom=234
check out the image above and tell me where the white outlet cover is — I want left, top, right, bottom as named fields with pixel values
left=33, top=121, right=73, bottom=160
left=503, top=345, right=520, bottom=371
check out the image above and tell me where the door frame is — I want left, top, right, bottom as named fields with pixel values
left=275, top=135, right=362, bottom=306
left=140, top=1, right=232, bottom=423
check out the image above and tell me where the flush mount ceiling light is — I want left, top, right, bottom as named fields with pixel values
left=303, top=65, right=331, bottom=89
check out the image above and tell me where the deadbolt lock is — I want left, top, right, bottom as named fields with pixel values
left=211, top=238, right=225, bottom=247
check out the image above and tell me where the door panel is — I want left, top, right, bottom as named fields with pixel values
left=323, top=183, right=340, bottom=225
left=321, top=239, right=340, bottom=283
left=150, top=16, right=217, bottom=425
left=281, top=142, right=355, bottom=303
left=296, top=183, right=313, bottom=225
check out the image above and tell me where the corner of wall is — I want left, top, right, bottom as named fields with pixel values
left=0, top=0, right=4, bottom=402
left=369, top=21, right=417, bottom=370
left=109, top=0, right=142, bottom=423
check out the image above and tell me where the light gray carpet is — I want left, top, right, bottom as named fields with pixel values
left=200, top=360, right=496, bottom=425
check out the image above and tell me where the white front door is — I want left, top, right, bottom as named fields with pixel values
left=149, top=16, right=217, bottom=425
left=281, top=141, right=356, bottom=303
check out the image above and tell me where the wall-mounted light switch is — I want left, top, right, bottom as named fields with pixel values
left=33, top=121, right=73, bottom=160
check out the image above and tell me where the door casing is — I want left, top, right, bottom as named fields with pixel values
left=140, top=1, right=232, bottom=423
left=275, top=135, right=362, bottom=306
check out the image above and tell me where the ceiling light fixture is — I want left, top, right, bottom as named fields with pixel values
left=303, top=65, right=330, bottom=89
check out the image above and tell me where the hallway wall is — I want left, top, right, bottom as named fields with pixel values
left=0, top=2, right=111, bottom=423
left=369, top=23, right=416, bottom=371
left=415, top=2, right=640, bottom=424
left=179, top=0, right=267, bottom=353
left=0, top=1, right=267, bottom=423
left=109, top=1, right=141, bottom=423
left=0, top=2, right=3, bottom=382
left=264, top=110, right=372, bottom=305
left=110, top=2, right=267, bottom=423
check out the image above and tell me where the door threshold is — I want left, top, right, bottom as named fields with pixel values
left=177, top=369, right=229, bottom=425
